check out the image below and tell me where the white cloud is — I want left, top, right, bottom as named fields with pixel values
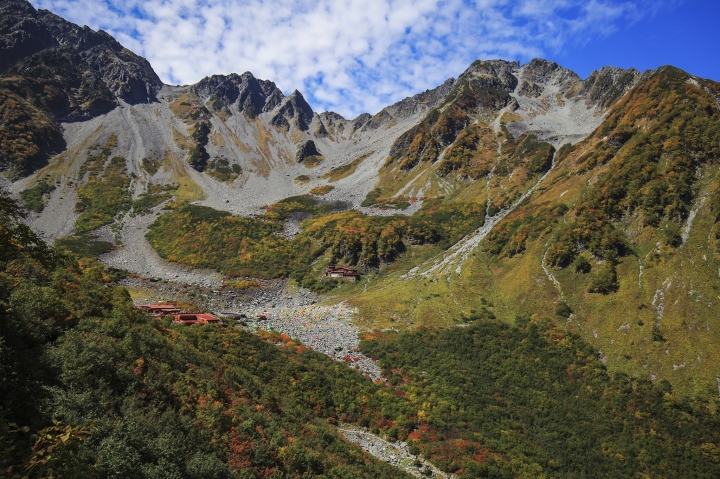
left=31, top=0, right=658, bottom=117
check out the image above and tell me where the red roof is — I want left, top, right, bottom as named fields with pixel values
left=172, top=312, right=223, bottom=326
left=324, top=265, right=360, bottom=277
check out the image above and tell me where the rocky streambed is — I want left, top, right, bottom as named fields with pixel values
left=338, top=426, right=455, bottom=478
left=120, top=276, right=321, bottom=311
left=122, top=277, right=381, bottom=379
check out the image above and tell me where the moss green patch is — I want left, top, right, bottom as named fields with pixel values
left=321, top=152, right=373, bottom=182
left=206, top=157, right=241, bottom=182
left=361, top=188, right=382, bottom=207
left=55, top=234, right=113, bottom=258
left=141, top=157, right=162, bottom=175
left=301, top=155, right=323, bottom=168
left=75, top=154, right=131, bottom=234
left=309, top=185, right=334, bottom=195
left=19, top=175, right=56, bottom=212
left=132, top=184, right=177, bottom=215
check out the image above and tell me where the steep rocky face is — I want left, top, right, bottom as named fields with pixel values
left=577, top=65, right=642, bottom=108
left=271, top=90, right=314, bottom=131
left=381, top=77, right=457, bottom=120
left=194, top=72, right=285, bottom=117
left=0, top=0, right=56, bottom=74
left=350, top=113, right=372, bottom=131
left=460, top=59, right=520, bottom=92
left=520, top=58, right=580, bottom=90
left=296, top=140, right=321, bottom=162
left=518, top=80, right=542, bottom=97
left=36, top=10, right=162, bottom=105
left=385, top=60, right=518, bottom=170
left=360, top=110, right=393, bottom=132
left=0, top=0, right=163, bottom=176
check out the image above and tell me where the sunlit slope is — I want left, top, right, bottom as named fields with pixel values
left=349, top=66, right=720, bottom=394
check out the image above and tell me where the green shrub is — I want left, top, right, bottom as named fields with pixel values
left=572, top=256, right=591, bottom=274
left=206, top=157, right=240, bottom=182
left=55, top=234, right=113, bottom=258
left=361, top=188, right=382, bottom=207
left=141, top=157, right=161, bottom=175
left=555, top=302, right=573, bottom=318
left=662, top=223, right=683, bottom=247
left=652, top=325, right=665, bottom=342
left=19, top=177, right=55, bottom=212
left=75, top=155, right=131, bottom=233
left=588, top=262, right=619, bottom=294
left=132, top=185, right=175, bottom=215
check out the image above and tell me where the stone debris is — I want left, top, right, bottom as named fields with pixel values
left=338, top=426, right=455, bottom=479
left=121, top=277, right=382, bottom=379
left=120, top=276, right=320, bottom=312
left=242, top=304, right=383, bottom=381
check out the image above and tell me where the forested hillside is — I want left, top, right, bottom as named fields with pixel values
left=0, top=192, right=412, bottom=478
left=362, top=321, right=720, bottom=477
left=3, top=191, right=720, bottom=478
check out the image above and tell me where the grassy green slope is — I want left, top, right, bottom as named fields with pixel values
left=351, top=66, right=720, bottom=397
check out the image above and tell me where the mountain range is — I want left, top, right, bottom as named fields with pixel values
left=2, top=0, right=720, bottom=475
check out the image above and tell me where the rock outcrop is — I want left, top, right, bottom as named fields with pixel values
left=271, top=90, right=314, bottom=131
left=296, top=140, right=321, bottom=162
left=0, top=0, right=56, bottom=74
left=36, top=10, right=162, bottom=105
left=194, top=72, right=285, bottom=117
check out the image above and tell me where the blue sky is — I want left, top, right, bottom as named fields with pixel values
left=555, top=0, right=720, bottom=81
left=31, top=0, right=720, bottom=117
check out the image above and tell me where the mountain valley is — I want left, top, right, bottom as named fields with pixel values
left=3, top=0, right=720, bottom=477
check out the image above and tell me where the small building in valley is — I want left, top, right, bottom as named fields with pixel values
left=135, top=304, right=181, bottom=317
left=172, top=313, right=224, bottom=326
left=323, top=265, right=360, bottom=281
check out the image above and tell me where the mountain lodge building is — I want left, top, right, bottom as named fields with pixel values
left=323, top=265, right=360, bottom=281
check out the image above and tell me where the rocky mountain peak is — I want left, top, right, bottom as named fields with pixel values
left=319, top=111, right=346, bottom=123
left=33, top=9, right=162, bottom=105
left=520, top=58, right=580, bottom=90
left=578, top=65, right=642, bottom=108
left=36, top=10, right=114, bottom=51
left=383, top=77, right=457, bottom=120
left=461, top=59, right=519, bottom=91
left=521, top=58, right=560, bottom=80
left=270, top=89, right=314, bottom=131
left=1, top=0, right=162, bottom=106
left=0, top=0, right=56, bottom=74
left=194, top=71, right=284, bottom=117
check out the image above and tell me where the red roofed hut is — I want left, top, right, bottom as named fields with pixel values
left=323, top=265, right=360, bottom=281
left=172, top=313, right=224, bottom=327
